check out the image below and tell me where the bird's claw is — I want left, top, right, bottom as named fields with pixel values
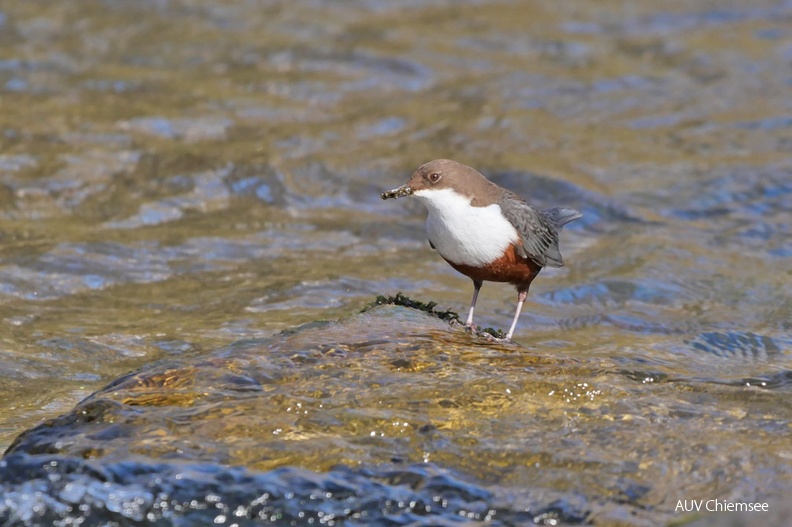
left=460, top=322, right=512, bottom=343
left=477, top=332, right=511, bottom=343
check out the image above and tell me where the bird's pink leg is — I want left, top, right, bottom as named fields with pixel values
left=464, top=280, right=482, bottom=331
left=504, top=289, right=528, bottom=341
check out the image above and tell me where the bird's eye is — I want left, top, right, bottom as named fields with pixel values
left=428, top=172, right=441, bottom=183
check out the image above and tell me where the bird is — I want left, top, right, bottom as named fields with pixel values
left=382, top=159, right=581, bottom=341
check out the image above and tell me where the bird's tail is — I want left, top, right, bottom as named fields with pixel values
left=543, top=207, right=582, bottom=229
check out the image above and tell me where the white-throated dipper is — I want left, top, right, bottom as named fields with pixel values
left=382, top=159, right=581, bottom=341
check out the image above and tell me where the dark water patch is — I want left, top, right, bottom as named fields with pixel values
left=0, top=54, right=83, bottom=94
left=61, top=131, right=133, bottom=148
left=351, top=0, right=496, bottom=13
left=616, top=369, right=670, bottom=386
left=686, top=331, right=785, bottom=361
left=0, top=334, right=190, bottom=385
left=36, top=337, right=145, bottom=369
left=0, top=242, right=172, bottom=301
left=737, top=370, right=792, bottom=390
left=273, top=161, right=348, bottom=208
left=591, top=75, right=658, bottom=94
left=556, top=312, right=685, bottom=337
left=627, top=110, right=709, bottom=130
left=104, top=165, right=233, bottom=228
left=542, top=279, right=683, bottom=307
left=356, top=116, right=407, bottom=138
left=245, top=277, right=428, bottom=314
left=682, top=370, right=792, bottom=392
left=274, top=160, right=414, bottom=215
left=737, top=116, right=792, bottom=130
left=0, top=227, right=357, bottom=303
left=652, top=165, right=792, bottom=219
left=605, top=314, right=683, bottom=335
left=0, top=454, right=588, bottom=526
left=615, top=355, right=792, bottom=393
left=81, top=78, right=143, bottom=93
left=756, top=27, right=792, bottom=40
left=267, top=49, right=434, bottom=94
left=721, top=219, right=792, bottom=259
left=492, top=71, right=661, bottom=113
left=1, top=150, right=140, bottom=220
left=0, top=153, right=37, bottom=172
left=259, top=79, right=344, bottom=106
left=602, top=4, right=792, bottom=36
left=457, top=35, right=591, bottom=66
left=626, top=164, right=792, bottom=259
left=118, top=116, right=233, bottom=142
left=556, top=313, right=610, bottom=332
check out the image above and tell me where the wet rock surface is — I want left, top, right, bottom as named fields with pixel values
left=2, top=304, right=790, bottom=525
left=0, top=454, right=585, bottom=526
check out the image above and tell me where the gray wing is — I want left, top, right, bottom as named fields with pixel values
left=499, top=193, right=581, bottom=268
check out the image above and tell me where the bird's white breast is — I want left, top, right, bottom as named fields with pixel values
left=413, top=187, right=519, bottom=267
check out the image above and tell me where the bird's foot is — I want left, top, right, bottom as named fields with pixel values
left=475, top=327, right=510, bottom=342
left=463, top=322, right=477, bottom=333
left=478, top=333, right=511, bottom=343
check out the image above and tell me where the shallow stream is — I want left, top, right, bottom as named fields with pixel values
left=0, top=1, right=790, bottom=525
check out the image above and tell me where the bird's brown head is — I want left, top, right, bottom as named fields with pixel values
left=381, top=159, right=497, bottom=203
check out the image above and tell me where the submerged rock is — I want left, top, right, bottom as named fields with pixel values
left=0, top=453, right=585, bottom=526
left=1, top=301, right=788, bottom=526
left=1, top=303, right=590, bottom=525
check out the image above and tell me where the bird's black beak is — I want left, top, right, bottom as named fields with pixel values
left=381, top=184, right=413, bottom=200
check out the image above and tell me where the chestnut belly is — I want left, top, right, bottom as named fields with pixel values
left=444, top=244, right=541, bottom=289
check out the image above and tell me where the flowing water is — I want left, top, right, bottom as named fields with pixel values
left=0, top=0, right=791, bottom=525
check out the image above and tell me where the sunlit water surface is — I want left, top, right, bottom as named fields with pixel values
left=0, top=0, right=790, bottom=525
